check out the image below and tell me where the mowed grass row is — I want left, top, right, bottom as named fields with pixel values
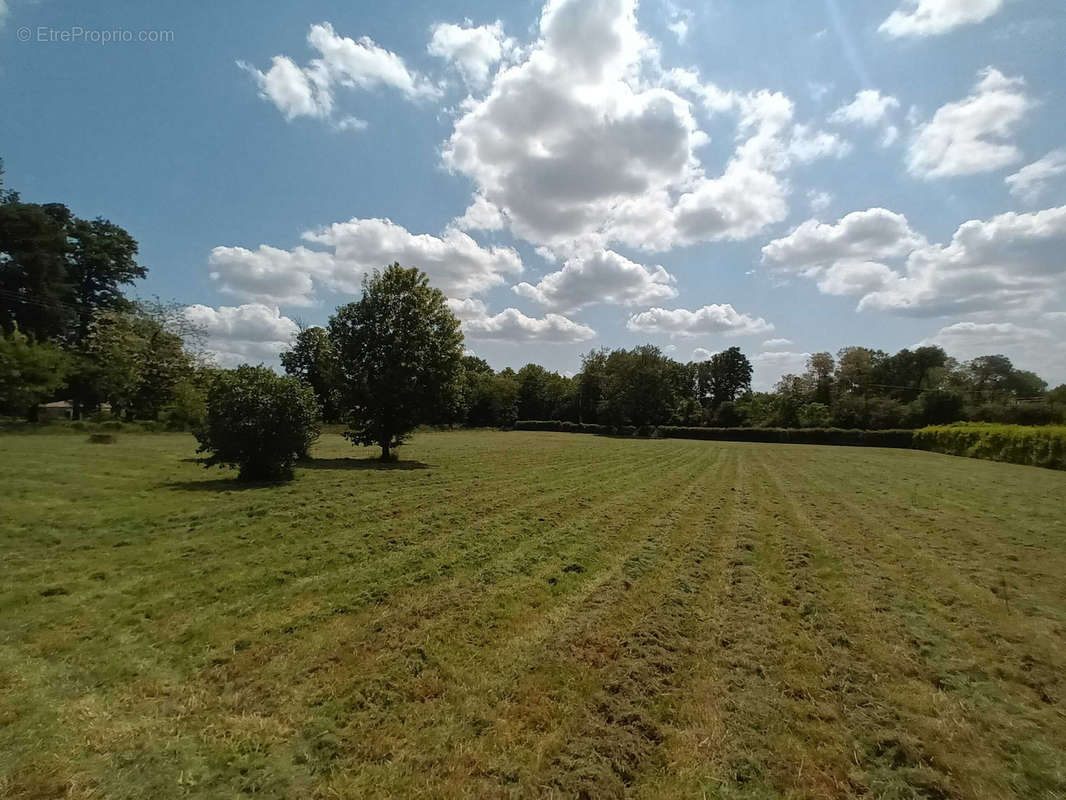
left=1, top=431, right=1064, bottom=799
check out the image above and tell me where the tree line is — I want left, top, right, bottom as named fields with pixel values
left=3, top=158, right=1065, bottom=476
left=284, top=332, right=1065, bottom=433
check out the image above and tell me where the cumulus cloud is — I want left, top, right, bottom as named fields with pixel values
left=210, top=218, right=523, bottom=306
left=762, top=208, right=927, bottom=267
left=626, top=304, right=773, bottom=337
left=453, top=194, right=505, bottom=231
left=428, top=21, right=512, bottom=88
left=829, top=89, right=900, bottom=127
left=764, top=205, right=1066, bottom=317
left=442, top=0, right=845, bottom=258
left=460, top=307, right=596, bottom=343
left=692, top=347, right=714, bottom=361
left=1006, top=150, right=1066, bottom=205
left=762, top=337, right=794, bottom=348
left=183, top=303, right=299, bottom=367
left=807, top=190, right=833, bottom=214
left=879, top=0, right=1003, bottom=38
left=907, top=67, right=1034, bottom=179
left=513, top=249, right=677, bottom=312
left=918, top=321, right=1065, bottom=383
left=240, top=22, right=438, bottom=127
left=752, top=350, right=812, bottom=390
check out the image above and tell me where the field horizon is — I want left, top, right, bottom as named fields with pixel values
left=2, top=430, right=1064, bottom=799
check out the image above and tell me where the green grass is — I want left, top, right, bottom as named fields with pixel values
left=1, top=431, right=1065, bottom=799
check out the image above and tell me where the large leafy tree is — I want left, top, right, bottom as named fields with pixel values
left=329, top=264, right=464, bottom=459
left=280, top=326, right=343, bottom=423
left=0, top=203, right=145, bottom=345
left=84, top=303, right=194, bottom=420
left=0, top=202, right=72, bottom=341
left=703, top=346, right=753, bottom=407
left=0, top=327, right=71, bottom=419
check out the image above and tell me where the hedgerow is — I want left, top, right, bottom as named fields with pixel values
left=514, top=421, right=913, bottom=448
left=913, top=423, right=1066, bottom=470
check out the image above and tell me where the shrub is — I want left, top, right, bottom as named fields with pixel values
left=195, top=365, right=321, bottom=481
left=913, top=423, right=1066, bottom=470
left=515, top=420, right=913, bottom=448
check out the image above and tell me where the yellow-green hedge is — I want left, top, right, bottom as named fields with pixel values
left=913, top=423, right=1066, bottom=470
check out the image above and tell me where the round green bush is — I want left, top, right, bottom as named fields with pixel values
left=195, top=365, right=321, bottom=481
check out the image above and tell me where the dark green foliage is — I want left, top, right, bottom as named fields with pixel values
left=81, top=304, right=196, bottom=420
left=195, top=365, right=321, bottom=481
left=515, top=420, right=914, bottom=448
left=0, top=327, right=71, bottom=418
left=918, top=389, right=965, bottom=425
left=0, top=202, right=73, bottom=340
left=696, top=346, right=753, bottom=407
left=914, top=424, right=1066, bottom=470
left=281, top=326, right=344, bottom=423
left=329, top=264, right=463, bottom=459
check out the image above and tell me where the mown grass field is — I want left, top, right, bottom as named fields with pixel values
left=1, top=431, right=1065, bottom=799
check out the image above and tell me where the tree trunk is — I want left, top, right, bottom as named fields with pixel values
left=380, top=440, right=391, bottom=460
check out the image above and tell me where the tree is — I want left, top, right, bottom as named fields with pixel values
left=281, top=326, right=343, bottom=422
left=66, top=217, right=147, bottom=345
left=0, top=204, right=146, bottom=347
left=806, top=352, right=835, bottom=404
left=329, top=264, right=464, bottom=459
left=82, top=303, right=194, bottom=420
left=704, top=346, right=753, bottom=407
left=195, top=365, right=320, bottom=481
left=0, top=202, right=72, bottom=340
left=0, top=327, right=70, bottom=419
left=0, top=159, right=18, bottom=204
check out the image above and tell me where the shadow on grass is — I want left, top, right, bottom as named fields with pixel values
left=165, top=457, right=431, bottom=491
left=297, top=457, right=432, bottom=471
left=164, top=477, right=283, bottom=492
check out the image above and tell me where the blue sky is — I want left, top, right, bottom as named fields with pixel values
left=2, top=0, right=1064, bottom=386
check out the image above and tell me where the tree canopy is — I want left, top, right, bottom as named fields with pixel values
left=329, top=264, right=464, bottom=459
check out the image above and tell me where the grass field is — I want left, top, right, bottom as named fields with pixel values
left=1, top=431, right=1065, bottom=799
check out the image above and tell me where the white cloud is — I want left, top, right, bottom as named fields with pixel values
left=238, top=56, right=332, bottom=120
left=442, top=0, right=844, bottom=258
left=453, top=194, right=505, bottom=231
left=879, top=0, right=1003, bottom=38
left=208, top=245, right=333, bottom=307
left=762, top=208, right=927, bottom=267
left=183, top=303, right=299, bottom=368
left=210, top=218, right=523, bottom=306
left=240, top=22, right=438, bottom=126
left=765, top=205, right=1066, bottom=317
left=762, top=337, right=794, bottom=348
left=752, top=350, right=812, bottom=390
left=907, top=67, right=1034, bottom=179
left=919, top=321, right=1051, bottom=354
left=513, top=249, right=677, bottom=312
left=918, top=321, right=1065, bottom=384
left=461, top=307, right=596, bottom=343
left=860, top=206, right=1066, bottom=316
left=807, top=190, right=833, bottom=214
left=692, top=347, right=714, bottom=361
left=829, top=89, right=900, bottom=127
left=665, top=2, right=693, bottom=44
left=1006, top=150, right=1066, bottom=205
left=626, top=304, right=773, bottom=337
left=445, top=297, right=489, bottom=320
left=428, top=21, right=512, bottom=88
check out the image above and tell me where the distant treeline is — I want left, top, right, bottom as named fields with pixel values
left=403, top=343, right=1065, bottom=432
